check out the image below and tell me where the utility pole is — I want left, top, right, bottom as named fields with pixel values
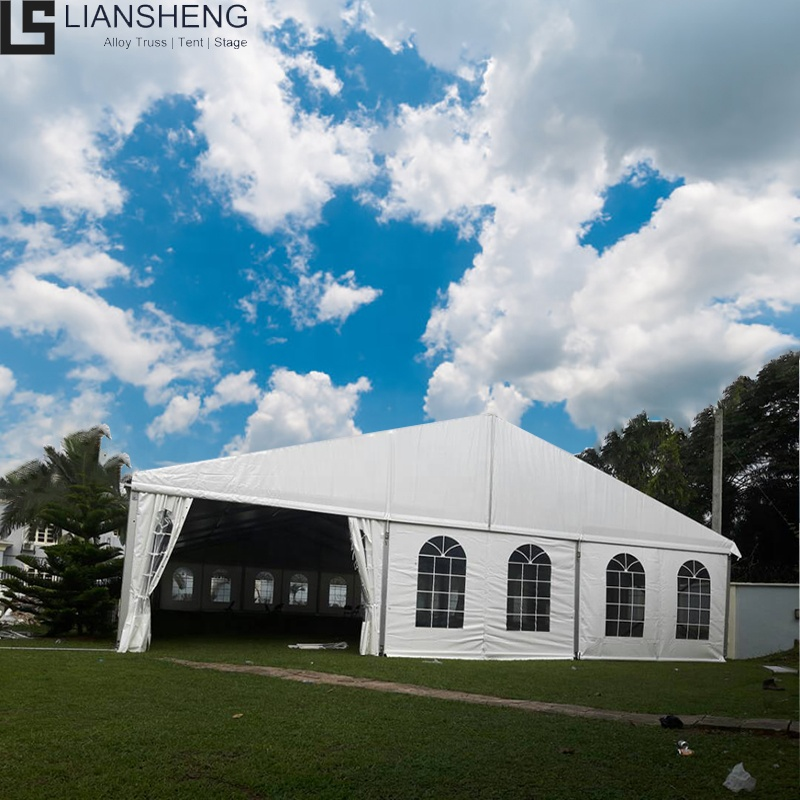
left=711, top=403, right=723, bottom=534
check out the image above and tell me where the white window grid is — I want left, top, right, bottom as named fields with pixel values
left=415, top=536, right=466, bottom=629
left=253, top=571, right=274, bottom=605
left=31, top=526, right=58, bottom=546
left=210, top=570, right=231, bottom=603
left=506, top=544, right=551, bottom=632
left=605, top=553, right=646, bottom=638
left=328, top=576, right=348, bottom=608
left=676, top=560, right=711, bottom=640
left=171, top=567, right=194, bottom=602
left=288, top=573, right=309, bottom=606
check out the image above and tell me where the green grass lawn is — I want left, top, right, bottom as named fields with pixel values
left=0, top=634, right=797, bottom=799
left=144, top=632, right=800, bottom=720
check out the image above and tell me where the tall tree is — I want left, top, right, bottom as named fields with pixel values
left=0, top=538, right=122, bottom=636
left=579, top=351, right=798, bottom=582
left=0, top=427, right=130, bottom=636
left=577, top=412, right=691, bottom=513
left=683, top=353, right=798, bottom=581
left=0, top=425, right=130, bottom=541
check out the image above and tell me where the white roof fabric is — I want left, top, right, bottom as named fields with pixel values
left=131, top=414, right=738, bottom=557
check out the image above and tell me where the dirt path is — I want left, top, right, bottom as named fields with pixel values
left=163, top=658, right=798, bottom=736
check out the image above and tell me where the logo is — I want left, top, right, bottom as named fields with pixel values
left=0, top=0, right=55, bottom=55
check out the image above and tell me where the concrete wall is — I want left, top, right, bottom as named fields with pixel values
left=727, top=583, right=799, bottom=659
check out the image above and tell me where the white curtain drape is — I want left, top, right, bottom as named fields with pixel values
left=117, top=493, right=193, bottom=653
left=348, top=517, right=383, bottom=655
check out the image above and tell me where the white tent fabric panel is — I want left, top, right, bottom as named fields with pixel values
left=382, top=525, right=484, bottom=659
left=129, top=415, right=738, bottom=558
left=348, top=517, right=384, bottom=656
left=481, top=534, right=576, bottom=659
left=130, top=416, right=493, bottom=528
left=490, top=418, right=739, bottom=556
left=387, top=419, right=491, bottom=527
left=117, top=492, right=193, bottom=653
left=577, top=542, right=727, bottom=661
left=381, top=525, right=575, bottom=659
left=132, top=433, right=392, bottom=519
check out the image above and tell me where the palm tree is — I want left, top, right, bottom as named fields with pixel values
left=0, top=425, right=131, bottom=542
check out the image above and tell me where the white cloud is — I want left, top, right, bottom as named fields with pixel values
left=287, top=270, right=381, bottom=327
left=0, top=8, right=376, bottom=234
left=240, top=266, right=381, bottom=328
left=287, top=51, right=344, bottom=95
left=1, top=220, right=129, bottom=289
left=147, top=394, right=203, bottom=442
left=146, top=371, right=263, bottom=441
left=0, top=8, right=381, bottom=444
left=375, top=85, right=492, bottom=236
left=0, top=384, right=115, bottom=476
left=316, top=272, right=381, bottom=323
left=0, top=268, right=220, bottom=404
left=422, top=179, right=799, bottom=433
left=351, top=1, right=800, bottom=436
left=0, top=365, right=16, bottom=403
left=360, top=0, right=800, bottom=184
left=225, top=368, right=371, bottom=454
left=192, top=34, right=376, bottom=233
left=203, top=370, right=262, bottom=413
left=2, top=0, right=799, bottom=459
left=424, top=362, right=531, bottom=424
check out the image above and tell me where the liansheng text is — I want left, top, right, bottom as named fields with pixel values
left=65, top=4, right=247, bottom=29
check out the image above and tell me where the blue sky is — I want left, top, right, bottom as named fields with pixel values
left=0, top=1, right=798, bottom=473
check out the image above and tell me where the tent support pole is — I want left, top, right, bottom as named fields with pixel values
left=378, top=521, right=390, bottom=656
left=573, top=539, right=582, bottom=659
left=723, top=555, right=733, bottom=659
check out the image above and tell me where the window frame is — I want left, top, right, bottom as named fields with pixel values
left=288, top=572, right=310, bottom=607
left=171, top=566, right=195, bottom=603
left=676, top=560, right=711, bottom=641
left=209, top=569, right=233, bottom=604
left=243, top=566, right=283, bottom=612
left=605, top=553, right=646, bottom=638
left=160, top=562, right=203, bottom=611
left=415, top=535, right=466, bottom=629
left=506, top=543, right=551, bottom=632
left=31, top=525, right=59, bottom=547
left=327, top=575, right=348, bottom=609
left=253, top=570, right=275, bottom=607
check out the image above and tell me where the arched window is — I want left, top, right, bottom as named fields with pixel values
left=171, top=567, right=194, bottom=602
left=676, top=560, right=711, bottom=640
left=605, top=553, right=645, bottom=637
left=328, top=576, right=348, bottom=608
left=289, top=573, right=309, bottom=606
left=507, top=544, right=551, bottom=632
left=415, top=536, right=466, bottom=629
left=253, top=571, right=274, bottom=605
left=210, top=570, right=231, bottom=603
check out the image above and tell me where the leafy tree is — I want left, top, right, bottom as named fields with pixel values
left=0, top=427, right=130, bottom=636
left=0, top=425, right=129, bottom=541
left=683, top=353, right=798, bottom=581
left=0, top=537, right=122, bottom=636
left=577, top=412, right=691, bottom=513
left=578, top=351, right=798, bottom=582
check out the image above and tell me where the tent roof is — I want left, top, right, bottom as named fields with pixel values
left=132, top=415, right=738, bottom=556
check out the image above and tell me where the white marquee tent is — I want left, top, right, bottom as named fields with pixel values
left=117, top=415, right=739, bottom=660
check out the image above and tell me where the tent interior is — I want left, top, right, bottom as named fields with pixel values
left=151, top=498, right=363, bottom=639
